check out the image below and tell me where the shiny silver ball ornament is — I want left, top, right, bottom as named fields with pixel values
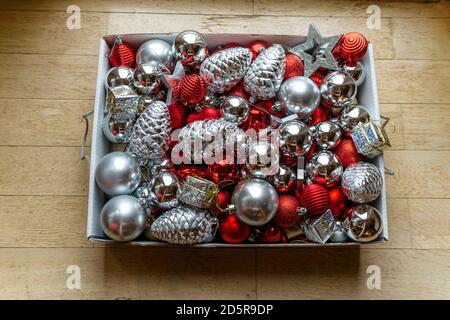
left=343, top=204, right=383, bottom=243
left=313, top=121, right=342, bottom=150
left=104, top=67, right=134, bottom=89
left=245, top=141, right=279, bottom=178
left=320, top=71, right=357, bottom=110
left=102, top=113, right=134, bottom=144
left=277, top=76, right=320, bottom=119
left=133, top=62, right=163, bottom=95
left=340, top=104, right=370, bottom=132
left=95, top=152, right=141, bottom=196
left=136, top=38, right=175, bottom=71
left=149, top=170, right=180, bottom=209
left=341, top=162, right=383, bottom=203
left=279, top=120, right=313, bottom=157
left=267, top=164, right=297, bottom=193
left=100, top=195, right=146, bottom=242
left=232, top=179, right=279, bottom=226
left=341, top=61, right=365, bottom=86
left=306, top=150, right=343, bottom=186
left=220, top=96, right=249, bottom=125
left=173, top=30, right=207, bottom=66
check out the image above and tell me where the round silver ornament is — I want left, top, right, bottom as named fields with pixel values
left=232, top=179, right=279, bottom=226
left=341, top=61, right=365, bottom=86
left=306, top=150, right=343, bottom=186
left=102, top=113, right=133, bottom=144
left=149, top=170, right=180, bottom=209
left=245, top=141, right=279, bottom=178
left=320, top=71, right=357, bottom=110
left=95, top=152, right=141, bottom=196
left=220, top=96, right=249, bottom=125
left=136, top=38, right=175, bottom=72
left=277, top=76, right=320, bottom=119
left=100, top=195, right=146, bottom=242
left=173, top=30, right=208, bottom=66
left=340, top=104, right=370, bottom=132
left=313, top=121, right=342, bottom=150
left=133, top=62, right=163, bottom=95
left=104, top=67, right=134, bottom=89
left=279, top=120, right=313, bottom=157
left=341, top=162, right=383, bottom=203
left=331, top=221, right=349, bottom=243
left=343, top=204, right=383, bottom=243
left=267, top=164, right=296, bottom=193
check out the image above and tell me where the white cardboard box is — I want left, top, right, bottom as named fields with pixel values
left=87, top=33, right=388, bottom=247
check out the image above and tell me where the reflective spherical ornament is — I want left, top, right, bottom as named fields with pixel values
left=149, top=170, right=180, bottom=209
left=340, top=104, right=370, bottom=133
left=341, top=162, right=382, bottom=203
left=246, top=141, right=279, bottom=178
left=95, top=152, right=141, bottom=196
left=133, top=62, right=163, bottom=95
left=232, top=179, right=279, bottom=226
left=306, top=150, right=343, bottom=186
left=104, top=66, right=134, bottom=89
left=207, top=158, right=238, bottom=184
left=173, top=30, right=208, bottom=66
left=136, top=38, right=175, bottom=72
left=220, top=96, right=249, bottom=125
left=219, top=214, right=251, bottom=244
left=100, top=195, right=146, bottom=241
left=331, top=221, right=349, bottom=243
left=244, top=107, right=270, bottom=132
left=102, top=114, right=133, bottom=144
left=313, top=121, right=342, bottom=150
left=279, top=120, right=313, bottom=157
left=320, top=71, right=357, bottom=110
left=344, top=204, right=383, bottom=243
left=341, top=61, right=365, bottom=86
left=267, top=165, right=297, bottom=193
left=277, top=76, right=320, bottom=119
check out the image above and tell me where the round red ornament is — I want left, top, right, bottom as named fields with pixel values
left=207, top=158, right=238, bottom=184
left=212, top=42, right=240, bottom=54
left=179, top=74, right=207, bottom=105
left=185, top=106, right=220, bottom=124
left=328, top=187, right=348, bottom=218
left=339, top=32, right=368, bottom=67
left=210, top=190, right=232, bottom=217
left=309, top=70, right=326, bottom=86
left=108, top=37, right=135, bottom=68
left=284, top=53, right=304, bottom=79
left=174, top=165, right=209, bottom=181
left=220, top=214, right=251, bottom=244
left=309, top=105, right=329, bottom=126
left=257, top=100, right=284, bottom=118
left=247, top=40, right=268, bottom=60
left=168, top=102, right=188, bottom=129
left=226, top=84, right=249, bottom=101
left=334, top=138, right=362, bottom=168
left=166, top=78, right=180, bottom=100
left=255, top=225, right=285, bottom=243
left=243, top=107, right=270, bottom=132
left=299, top=183, right=330, bottom=215
left=274, top=194, right=301, bottom=228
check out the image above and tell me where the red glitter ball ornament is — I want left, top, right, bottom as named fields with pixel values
left=243, top=107, right=270, bottom=132
left=284, top=53, right=304, bottom=79
left=168, top=102, right=188, bottom=129
left=220, top=214, right=251, bottom=244
left=247, top=40, right=269, bottom=60
left=274, top=195, right=301, bottom=228
left=207, top=158, right=238, bottom=184
left=339, top=32, right=368, bottom=67
left=309, top=105, right=330, bottom=126
left=210, top=190, right=232, bottom=218
left=328, top=187, right=348, bottom=218
left=334, top=138, right=362, bottom=168
left=108, top=36, right=135, bottom=67
left=179, top=74, right=207, bottom=105
left=299, top=183, right=330, bottom=215
left=186, top=106, right=220, bottom=124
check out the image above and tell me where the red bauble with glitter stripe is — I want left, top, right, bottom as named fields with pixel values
left=299, top=183, right=330, bottom=215
left=339, top=32, right=368, bottom=67
left=108, top=38, right=135, bottom=67
left=168, top=102, right=188, bottom=129
left=179, top=74, right=207, bottom=105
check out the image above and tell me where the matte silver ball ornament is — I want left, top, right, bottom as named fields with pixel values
left=136, top=38, right=175, bottom=71
left=173, top=30, right=208, bottom=66
left=133, top=62, right=163, bottom=95
left=104, top=67, right=134, bottom=89
left=95, top=152, right=141, bottom=196
left=313, top=121, right=342, bottom=150
left=341, top=162, right=383, bottom=203
left=341, top=61, right=366, bottom=86
left=320, top=71, right=357, bottom=110
left=277, top=76, right=320, bottom=119
left=343, top=204, right=383, bottom=243
left=100, top=195, right=146, bottom=242
left=279, top=120, right=313, bottom=157
left=220, top=96, right=249, bottom=125
left=306, top=150, right=343, bottom=186
left=267, top=164, right=297, bottom=193
left=340, top=104, right=370, bottom=132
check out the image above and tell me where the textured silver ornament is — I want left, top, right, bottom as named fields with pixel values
left=267, top=164, right=297, bottom=193
left=220, top=96, right=250, bottom=125
left=177, top=176, right=218, bottom=208
left=351, top=119, right=391, bottom=158
left=149, top=169, right=180, bottom=209
left=243, top=44, right=285, bottom=100
left=277, top=76, right=320, bottom=119
left=343, top=204, right=383, bottom=242
left=279, top=120, right=313, bottom=157
left=200, top=47, right=253, bottom=94
left=306, top=150, right=343, bottom=186
left=151, top=205, right=218, bottom=245
left=136, top=38, right=175, bottom=72
left=340, top=104, right=370, bottom=133
left=341, top=162, right=383, bottom=203
left=320, top=71, right=357, bottom=110
left=313, top=121, right=342, bottom=150
left=303, top=209, right=336, bottom=244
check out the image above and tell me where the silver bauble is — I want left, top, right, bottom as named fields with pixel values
left=136, top=38, right=175, bottom=71
left=149, top=170, right=180, bottom=209
left=340, top=104, right=370, bottom=132
left=341, top=61, right=365, bottom=86
left=331, top=221, right=349, bottom=243
left=100, top=195, right=146, bottom=242
left=245, top=141, right=279, bottom=178
left=277, top=76, right=320, bottom=119
left=173, top=30, right=208, bottom=66
left=95, top=152, right=141, bottom=196
left=306, top=150, right=343, bottom=186
left=133, top=62, right=163, bottom=95
left=102, top=113, right=134, bottom=144
left=220, top=96, right=249, bottom=125
left=341, top=162, right=383, bottom=203
left=279, top=120, right=313, bottom=157
left=320, top=71, right=357, bottom=109
left=232, top=179, right=279, bottom=226
left=104, top=67, right=134, bottom=89
left=343, top=204, right=383, bottom=243
left=267, top=164, right=296, bottom=193
left=313, top=121, right=342, bottom=150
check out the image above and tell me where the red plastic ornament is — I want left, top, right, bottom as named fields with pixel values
left=210, top=190, right=232, bottom=218
left=255, top=225, right=284, bottom=243
left=207, top=158, right=238, bottom=184
left=328, top=187, right=348, bottom=218
left=284, top=53, right=304, bottom=79
left=220, top=214, right=251, bottom=244
left=309, top=70, right=326, bottom=86
left=168, top=102, right=188, bottom=129
left=174, top=165, right=209, bottom=181
left=274, top=195, right=301, bottom=228
left=243, top=107, right=270, bottom=132
left=108, top=36, right=135, bottom=67
left=186, top=106, right=220, bottom=124
left=257, top=100, right=284, bottom=118
left=280, top=154, right=298, bottom=168
left=166, top=78, right=180, bottom=100
left=247, top=40, right=268, bottom=60
left=309, top=105, right=330, bottom=126
left=339, top=32, right=368, bottom=67
left=179, top=74, right=207, bottom=105
left=299, top=183, right=330, bottom=215
left=226, top=83, right=249, bottom=101
left=334, top=138, right=362, bottom=168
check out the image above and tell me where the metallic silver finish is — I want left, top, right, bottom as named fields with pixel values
left=331, top=221, right=349, bottom=243
left=232, top=179, right=279, bottom=226
left=340, top=104, right=370, bottom=132
left=341, top=61, right=366, bottom=86
left=341, top=162, right=383, bottom=203
left=303, top=209, right=336, bottom=244
left=279, top=120, right=313, bottom=157
left=177, top=176, right=218, bottom=208
left=136, top=38, right=175, bottom=71
left=102, top=113, right=134, bottom=144
left=313, top=121, right=342, bottom=150
left=277, top=76, right=320, bottom=119
left=245, top=141, right=279, bottom=178
left=133, top=62, right=163, bottom=95
left=173, top=30, right=208, bottom=66
left=220, top=96, right=250, bottom=125
left=95, top=152, right=141, bottom=196
left=343, top=204, right=383, bottom=243
left=320, top=71, right=357, bottom=110
left=149, top=170, right=180, bottom=209
left=306, top=150, right=343, bottom=186
left=104, top=67, right=134, bottom=89
left=267, top=164, right=297, bottom=193
left=100, top=195, right=146, bottom=242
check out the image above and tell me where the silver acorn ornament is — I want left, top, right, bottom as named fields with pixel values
left=244, top=44, right=285, bottom=100
left=341, top=162, right=383, bottom=203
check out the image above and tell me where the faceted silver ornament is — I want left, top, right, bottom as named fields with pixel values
left=173, top=30, right=208, bottom=67
left=245, top=141, right=279, bottom=178
left=149, top=169, right=180, bottom=209
left=133, top=62, right=163, bottom=95
left=341, top=162, right=383, bottom=203
left=313, top=121, right=342, bottom=150
left=136, top=38, right=175, bottom=72
left=306, top=150, right=343, bottom=186
left=267, top=164, right=297, bottom=193
left=341, top=61, right=366, bottom=86
left=104, top=67, right=134, bottom=89
left=279, top=120, right=313, bottom=157
left=320, top=71, right=357, bottom=110
left=343, top=204, right=383, bottom=243
left=220, top=96, right=250, bottom=125
left=340, top=104, right=371, bottom=132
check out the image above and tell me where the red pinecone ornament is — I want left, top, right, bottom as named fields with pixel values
left=339, top=32, right=368, bottom=67
left=274, top=195, right=301, bottom=228
left=334, top=138, right=362, bottom=168
left=108, top=37, right=135, bottom=67
left=299, top=183, right=330, bottom=215
left=168, top=102, right=188, bottom=129
left=179, top=74, right=207, bottom=105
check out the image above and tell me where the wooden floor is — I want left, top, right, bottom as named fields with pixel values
left=0, top=0, right=449, bottom=299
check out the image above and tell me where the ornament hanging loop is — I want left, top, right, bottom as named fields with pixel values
left=106, top=36, right=123, bottom=58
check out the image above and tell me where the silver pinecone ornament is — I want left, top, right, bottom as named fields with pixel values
left=200, top=47, right=253, bottom=94
left=341, top=162, right=383, bottom=203
left=127, top=100, right=171, bottom=166
left=243, top=44, right=285, bottom=100
left=151, top=205, right=218, bottom=245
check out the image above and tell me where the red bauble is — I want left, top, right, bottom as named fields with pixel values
left=274, top=195, right=301, bottom=228
left=328, top=187, right=348, bottom=218
left=174, top=165, right=209, bottom=181
left=284, top=53, right=304, bottom=79
left=334, top=138, right=362, bottom=168
left=257, top=100, right=284, bottom=118
left=226, top=84, right=249, bottom=101
left=108, top=37, right=135, bottom=67
left=210, top=190, right=232, bottom=217
left=186, top=106, right=220, bottom=124
left=220, top=214, right=251, bottom=244
left=247, top=40, right=268, bottom=60
left=255, top=225, right=285, bottom=243
left=299, top=183, right=330, bottom=215
left=207, top=158, right=238, bottom=184
left=168, top=102, right=188, bottom=129
left=309, top=105, right=330, bottom=126
left=244, top=107, right=270, bottom=132
left=166, top=78, right=180, bottom=100
left=309, top=70, right=326, bottom=86
left=179, top=74, right=207, bottom=105
left=339, top=32, right=368, bottom=66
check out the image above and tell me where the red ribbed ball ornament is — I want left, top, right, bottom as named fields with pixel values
left=339, top=32, right=368, bottom=67
left=220, top=214, right=251, bottom=244
left=166, top=78, right=180, bottom=100
left=108, top=37, right=135, bottom=67
left=247, top=40, right=268, bottom=60
left=179, top=74, right=207, bottom=105
left=168, top=102, right=188, bottom=129
left=274, top=195, right=301, bottom=228
left=334, top=138, right=362, bottom=168
left=309, top=70, right=326, bottom=86
left=299, top=183, right=330, bottom=215
left=284, top=53, right=304, bottom=79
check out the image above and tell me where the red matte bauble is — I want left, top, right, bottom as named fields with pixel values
left=226, top=84, right=249, bottom=101
left=309, top=70, right=326, bottom=86
left=166, top=77, right=180, bottom=100
left=210, top=190, right=232, bottom=217
left=244, top=107, right=270, bottom=132
left=339, top=32, right=368, bottom=67
left=168, top=102, right=188, bottom=129
left=174, top=165, right=209, bottom=181
left=299, top=183, right=330, bottom=215
left=179, top=74, right=207, bottom=105
left=220, top=214, right=251, bottom=244
left=274, top=195, right=301, bottom=228
left=310, top=105, right=330, bottom=126
left=207, top=158, right=238, bottom=184
left=284, top=53, right=304, bottom=79
left=328, top=187, right=348, bottom=218
left=257, top=100, right=284, bottom=118
left=186, top=106, right=220, bottom=123
left=108, top=38, right=135, bottom=67
left=247, top=40, right=269, bottom=60
left=334, top=138, right=362, bottom=168
left=256, top=225, right=285, bottom=243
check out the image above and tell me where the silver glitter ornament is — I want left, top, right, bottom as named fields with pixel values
left=220, top=96, right=250, bottom=125
left=277, top=76, right=320, bottom=119
left=341, top=61, right=365, bottom=86
left=104, top=67, right=134, bottom=89
left=343, top=204, right=383, bottom=242
left=279, top=120, right=312, bottom=157
left=100, top=195, right=146, bottom=242
left=133, top=62, right=164, bottom=95
left=95, top=152, right=141, bottom=196
left=245, top=141, right=279, bottom=178
left=313, top=121, right=342, bottom=150
left=200, top=47, right=253, bottom=94
left=136, top=38, right=175, bottom=72
left=267, top=164, right=297, bottom=193
left=151, top=205, right=218, bottom=245
left=244, top=44, right=285, bottom=100
left=232, top=179, right=279, bottom=226
left=341, top=162, right=383, bottom=203
left=173, top=30, right=208, bottom=67
left=320, top=71, right=357, bottom=110
left=306, top=150, right=343, bottom=186
left=149, top=169, right=180, bottom=209
left=340, top=104, right=370, bottom=133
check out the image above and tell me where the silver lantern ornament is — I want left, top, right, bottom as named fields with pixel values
left=133, top=62, right=164, bottom=95
left=277, top=76, right=321, bottom=119
left=100, top=195, right=146, bottom=242
left=232, top=179, right=279, bottom=226
left=313, top=121, right=342, bottom=150
left=303, top=209, right=336, bottom=244
left=340, top=104, right=371, bottom=133
left=149, top=169, right=180, bottom=209
left=136, top=38, right=175, bottom=72
left=341, top=61, right=365, bottom=86
left=177, top=175, right=218, bottom=209
left=173, top=30, right=208, bottom=67
left=331, top=220, right=349, bottom=243
left=341, top=162, right=383, bottom=203
left=220, top=96, right=250, bottom=125
left=245, top=141, right=279, bottom=179
left=104, top=66, right=134, bottom=89
left=267, top=164, right=297, bottom=193
left=343, top=204, right=383, bottom=243
left=95, top=152, right=141, bottom=196
left=351, top=118, right=391, bottom=158
left=279, top=120, right=313, bottom=157
left=306, top=150, right=343, bottom=186
left=320, top=71, right=357, bottom=110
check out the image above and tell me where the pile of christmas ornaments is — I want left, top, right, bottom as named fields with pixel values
left=95, top=25, right=391, bottom=246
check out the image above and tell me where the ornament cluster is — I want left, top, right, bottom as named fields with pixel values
left=95, top=26, right=391, bottom=245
